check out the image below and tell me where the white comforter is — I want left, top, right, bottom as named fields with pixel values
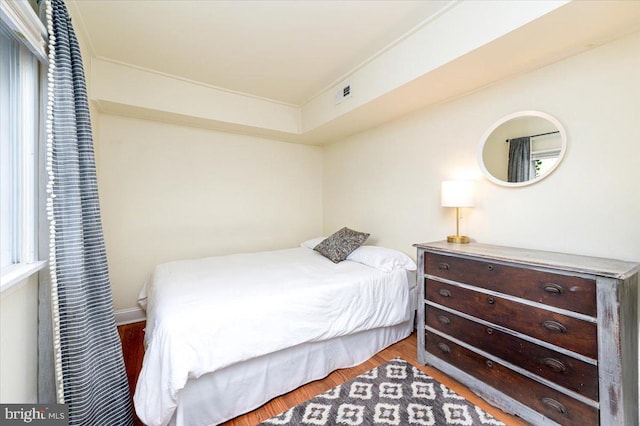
left=134, top=247, right=411, bottom=426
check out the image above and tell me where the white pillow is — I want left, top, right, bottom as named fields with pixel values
left=347, top=245, right=417, bottom=273
left=301, top=237, right=326, bottom=249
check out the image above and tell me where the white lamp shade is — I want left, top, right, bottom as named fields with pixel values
left=441, top=180, right=475, bottom=207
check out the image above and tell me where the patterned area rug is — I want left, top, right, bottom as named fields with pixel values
left=258, top=357, right=505, bottom=425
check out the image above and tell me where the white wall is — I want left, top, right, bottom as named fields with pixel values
left=0, top=275, right=38, bottom=403
left=96, top=114, right=323, bottom=311
left=323, top=31, right=640, bottom=264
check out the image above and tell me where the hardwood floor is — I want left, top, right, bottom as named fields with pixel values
left=117, top=321, right=146, bottom=426
left=118, top=321, right=527, bottom=426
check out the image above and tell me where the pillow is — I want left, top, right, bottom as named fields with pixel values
left=347, top=245, right=417, bottom=273
left=313, top=227, right=370, bottom=263
left=301, top=237, right=326, bottom=249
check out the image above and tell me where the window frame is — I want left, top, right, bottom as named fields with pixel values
left=0, top=0, right=48, bottom=293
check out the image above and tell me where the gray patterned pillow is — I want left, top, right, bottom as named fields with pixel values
left=314, top=227, right=370, bottom=263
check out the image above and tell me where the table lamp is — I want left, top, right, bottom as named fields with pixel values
left=441, top=180, right=474, bottom=243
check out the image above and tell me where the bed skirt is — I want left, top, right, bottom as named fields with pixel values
left=170, top=311, right=415, bottom=426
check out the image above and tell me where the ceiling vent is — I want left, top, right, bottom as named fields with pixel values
left=335, top=82, right=352, bottom=104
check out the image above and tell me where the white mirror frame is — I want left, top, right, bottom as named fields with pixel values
left=478, top=110, right=567, bottom=187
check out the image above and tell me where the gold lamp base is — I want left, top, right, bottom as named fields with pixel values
left=446, top=206, right=470, bottom=243
left=447, top=235, right=470, bottom=244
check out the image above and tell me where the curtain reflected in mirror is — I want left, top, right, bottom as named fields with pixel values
left=507, top=137, right=531, bottom=183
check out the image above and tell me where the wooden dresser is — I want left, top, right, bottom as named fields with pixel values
left=414, top=241, right=638, bottom=426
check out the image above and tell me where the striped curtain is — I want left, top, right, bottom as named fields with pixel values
left=45, top=0, right=133, bottom=424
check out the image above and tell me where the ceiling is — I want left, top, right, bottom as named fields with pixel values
left=68, top=1, right=640, bottom=144
left=69, top=0, right=451, bottom=106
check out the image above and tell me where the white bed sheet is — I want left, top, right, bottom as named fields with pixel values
left=135, top=247, right=412, bottom=426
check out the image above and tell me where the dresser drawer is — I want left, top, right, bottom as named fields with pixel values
left=425, top=280, right=598, bottom=359
left=425, top=305, right=599, bottom=401
left=425, top=252, right=597, bottom=316
left=426, top=332, right=599, bottom=426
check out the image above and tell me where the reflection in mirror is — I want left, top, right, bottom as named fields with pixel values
left=479, top=111, right=566, bottom=187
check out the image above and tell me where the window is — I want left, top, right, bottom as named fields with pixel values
left=0, top=1, right=47, bottom=290
left=530, top=131, right=563, bottom=179
left=531, top=148, right=561, bottom=178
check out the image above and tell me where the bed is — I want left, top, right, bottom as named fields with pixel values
left=134, top=238, right=417, bottom=426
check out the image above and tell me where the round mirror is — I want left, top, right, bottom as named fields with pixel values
left=478, top=111, right=566, bottom=187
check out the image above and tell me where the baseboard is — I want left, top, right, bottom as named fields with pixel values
left=114, top=307, right=146, bottom=325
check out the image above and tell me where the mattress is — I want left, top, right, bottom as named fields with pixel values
left=135, top=246, right=415, bottom=426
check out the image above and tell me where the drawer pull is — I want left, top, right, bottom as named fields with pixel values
left=542, top=320, right=567, bottom=334
left=438, top=262, right=450, bottom=271
left=486, top=327, right=494, bottom=335
left=438, top=289, right=451, bottom=298
left=543, top=283, right=564, bottom=295
left=437, top=315, right=451, bottom=325
left=487, top=264, right=494, bottom=271
left=437, top=342, right=451, bottom=354
left=485, top=360, right=494, bottom=368
left=487, top=297, right=495, bottom=304
left=541, top=397, right=568, bottom=415
left=541, top=358, right=567, bottom=374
